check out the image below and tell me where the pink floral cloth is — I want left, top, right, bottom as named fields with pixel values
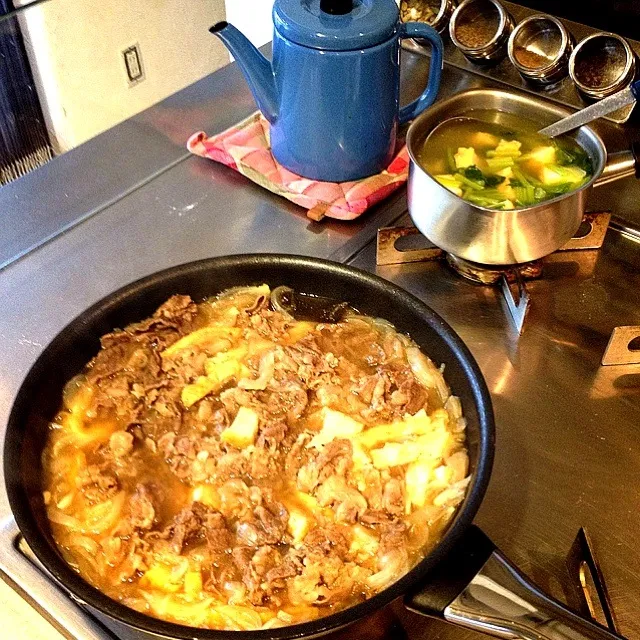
left=187, top=112, right=409, bottom=221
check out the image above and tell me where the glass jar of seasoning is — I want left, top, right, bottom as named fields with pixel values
left=400, top=0, right=457, bottom=35
left=508, top=15, right=574, bottom=85
left=449, top=0, right=514, bottom=64
left=569, top=32, right=637, bottom=100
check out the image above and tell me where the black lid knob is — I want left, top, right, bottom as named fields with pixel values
left=320, top=0, right=353, bottom=15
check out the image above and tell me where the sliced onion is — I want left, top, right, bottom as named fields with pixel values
left=47, top=508, right=83, bottom=530
left=66, top=534, right=103, bottom=576
left=212, top=285, right=271, bottom=313
left=262, top=617, right=286, bottom=630
left=214, top=605, right=263, bottom=631
left=83, top=492, right=125, bottom=534
left=433, top=477, right=471, bottom=508
left=238, top=350, right=275, bottom=390
left=223, top=581, right=247, bottom=606
left=406, top=347, right=450, bottom=404
left=67, top=534, right=99, bottom=555
left=62, top=374, right=88, bottom=411
left=164, top=596, right=218, bottom=626
left=366, top=548, right=409, bottom=591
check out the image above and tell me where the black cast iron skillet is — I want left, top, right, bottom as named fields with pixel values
left=4, top=255, right=622, bottom=640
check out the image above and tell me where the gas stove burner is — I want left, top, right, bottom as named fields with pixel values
left=376, top=212, right=611, bottom=268
left=376, top=211, right=612, bottom=335
left=444, top=254, right=543, bottom=285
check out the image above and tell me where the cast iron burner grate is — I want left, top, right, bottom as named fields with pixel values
left=376, top=212, right=631, bottom=344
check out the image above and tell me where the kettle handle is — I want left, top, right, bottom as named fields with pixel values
left=398, top=23, right=444, bottom=125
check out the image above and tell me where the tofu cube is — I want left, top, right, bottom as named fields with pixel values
left=454, top=147, right=478, bottom=169
left=221, top=407, right=260, bottom=448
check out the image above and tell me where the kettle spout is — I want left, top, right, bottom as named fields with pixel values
left=210, top=22, right=278, bottom=124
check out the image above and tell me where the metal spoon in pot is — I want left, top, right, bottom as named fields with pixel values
left=538, top=78, right=640, bottom=138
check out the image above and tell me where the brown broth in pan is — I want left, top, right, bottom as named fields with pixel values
left=42, top=286, right=469, bottom=631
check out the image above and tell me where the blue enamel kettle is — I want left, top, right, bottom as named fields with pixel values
left=211, top=0, right=443, bottom=182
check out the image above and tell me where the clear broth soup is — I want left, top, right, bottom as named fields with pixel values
left=417, top=111, right=594, bottom=210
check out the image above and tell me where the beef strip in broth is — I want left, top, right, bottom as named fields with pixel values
left=42, top=286, right=470, bottom=631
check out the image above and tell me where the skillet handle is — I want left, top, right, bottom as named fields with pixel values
left=404, top=526, right=625, bottom=640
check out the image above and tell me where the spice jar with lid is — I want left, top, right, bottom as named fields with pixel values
left=569, top=32, right=637, bottom=123
left=508, top=14, right=574, bottom=85
left=570, top=32, right=637, bottom=100
left=449, top=0, right=514, bottom=64
left=400, top=0, right=456, bottom=35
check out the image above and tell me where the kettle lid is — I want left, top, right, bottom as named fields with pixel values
left=273, top=0, right=399, bottom=51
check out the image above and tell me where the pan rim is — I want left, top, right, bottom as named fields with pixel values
left=4, top=253, right=495, bottom=640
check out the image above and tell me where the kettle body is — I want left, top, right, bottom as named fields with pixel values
left=271, top=30, right=402, bottom=181
left=211, top=0, right=443, bottom=182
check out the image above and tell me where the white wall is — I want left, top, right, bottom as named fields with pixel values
left=224, top=0, right=274, bottom=49
left=18, top=0, right=229, bottom=153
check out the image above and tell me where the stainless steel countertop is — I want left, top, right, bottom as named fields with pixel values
left=350, top=219, right=640, bottom=639
left=0, top=41, right=639, bottom=640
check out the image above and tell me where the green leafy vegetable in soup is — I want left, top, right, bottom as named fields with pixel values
left=417, top=113, right=594, bottom=210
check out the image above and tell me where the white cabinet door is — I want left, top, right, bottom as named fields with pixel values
left=224, top=0, right=275, bottom=49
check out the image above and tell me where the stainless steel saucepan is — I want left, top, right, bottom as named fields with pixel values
left=406, top=88, right=640, bottom=265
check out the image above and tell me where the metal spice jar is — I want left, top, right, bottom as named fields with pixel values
left=507, top=15, right=574, bottom=85
left=400, top=0, right=456, bottom=35
left=450, top=0, right=514, bottom=64
left=570, top=33, right=637, bottom=100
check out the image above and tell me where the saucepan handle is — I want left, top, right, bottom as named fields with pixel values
left=405, top=526, right=625, bottom=640
left=398, top=22, right=444, bottom=125
left=594, top=141, right=640, bottom=188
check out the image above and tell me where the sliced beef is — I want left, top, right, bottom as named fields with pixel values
left=157, top=433, right=197, bottom=480
left=159, top=502, right=222, bottom=553
left=87, top=342, right=137, bottom=384
left=256, top=421, right=288, bottom=449
left=297, top=438, right=353, bottom=493
left=271, top=387, right=308, bottom=424
left=382, top=478, right=405, bottom=517
left=360, top=467, right=384, bottom=511
left=125, top=295, right=198, bottom=339
left=219, top=387, right=254, bottom=415
left=204, top=510, right=234, bottom=585
left=285, top=432, right=313, bottom=478
left=206, top=514, right=233, bottom=555
left=128, top=484, right=156, bottom=530
left=86, top=339, right=165, bottom=429
left=88, top=343, right=162, bottom=392
left=264, top=554, right=303, bottom=591
left=356, top=365, right=428, bottom=420
left=302, top=524, right=350, bottom=561
left=316, top=475, right=367, bottom=524
left=281, top=338, right=331, bottom=385
left=232, top=546, right=253, bottom=575
left=391, top=369, right=428, bottom=415
left=247, top=447, right=276, bottom=480
left=360, top=510, right=392, bottom=526
left=109, top=431, right=134, bottom=458
left=379, top=519, right=408, bottom=554
left=109, top=533, right=153, bottom=582
left=233, top=545, right=283, bottom=605
left=287, top=525, right=356, bottom=606
left=235, top=493, right=289, bottom=547
left=216, top=449, right=250, bottom=481
left=254, top=499, right=289, bottom=544
left=78, top=464, right=119, bottom=503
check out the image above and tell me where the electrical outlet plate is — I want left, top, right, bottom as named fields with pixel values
left=122, top=43, right=145, bottom=86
